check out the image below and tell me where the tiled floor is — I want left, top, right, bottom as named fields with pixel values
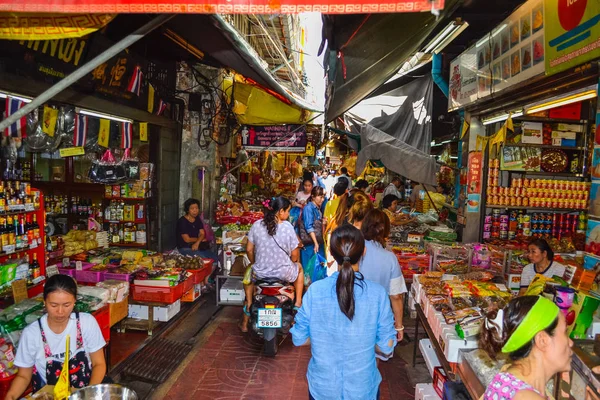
left=165, top=310, right=415, bottom=400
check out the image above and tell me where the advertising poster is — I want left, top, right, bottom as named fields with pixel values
left=586, top=219, right=600, bottom=256
left=467, top=194, right=481, bottom=213
left=501, top=146, right=542, bottom=171
left=545, top=0, right=600, bottom=76
left=592, top=146, right=600, bottom=180
left=590, top=182, right=600, bottom=219
left=467, top=151, right=483, bottom=194
left=448, top=0, right=545, bottom=111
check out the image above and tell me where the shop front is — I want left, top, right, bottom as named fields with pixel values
left=412, top=0, right=600, bottom=398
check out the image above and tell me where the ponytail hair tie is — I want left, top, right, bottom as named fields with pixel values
left=343, top=256, right=351, bottom=262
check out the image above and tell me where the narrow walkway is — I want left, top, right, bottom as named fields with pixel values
left=153, top=307, right=417, bottom=400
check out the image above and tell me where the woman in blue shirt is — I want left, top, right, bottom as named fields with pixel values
left=298, top=186, right=326, bottom=271
left=291, top=224, right=397, bottom=400
left=360, top=209, right=408, bottom=344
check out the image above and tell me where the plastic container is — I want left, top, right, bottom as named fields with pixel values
left=0, top=375, right=15, bottom=400
left=103, top=272, right=134, bottom=283
left=183, top=277, right=194, bottom=294
left=75, top=270, right=105, bottom=284
left=187, top=266, right=211, bottom=285
left=58, top=262, right=94, bottom=278
left=131, top=283, right=185, bottom=304
left=92, top=305, right=110, bottom=342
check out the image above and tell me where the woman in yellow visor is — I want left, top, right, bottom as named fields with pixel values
left=479, top=296, right=573, bottom=400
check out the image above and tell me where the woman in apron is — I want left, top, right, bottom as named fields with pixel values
left=6, top=275, right=107, bottom=399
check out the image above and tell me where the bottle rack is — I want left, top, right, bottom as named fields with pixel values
left=0, top=190, right=46, bottom=298
left=102, top=196, right=149, bottom=249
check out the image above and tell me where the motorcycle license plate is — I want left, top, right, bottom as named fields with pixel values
left=257, top=308, right=282, bottom=328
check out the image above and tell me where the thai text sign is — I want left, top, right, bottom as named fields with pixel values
left=242, top=125, right=306, bottom=153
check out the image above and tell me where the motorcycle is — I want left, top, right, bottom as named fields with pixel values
left=249, top=278, right=295, bottom=356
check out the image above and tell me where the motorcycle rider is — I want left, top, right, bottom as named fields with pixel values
left=241, top=196, right=302, bottom=333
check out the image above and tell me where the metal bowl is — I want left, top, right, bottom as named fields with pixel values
left=68, top=384, right=138, bottom=400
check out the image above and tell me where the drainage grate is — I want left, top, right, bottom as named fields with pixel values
left=122, top=338, right=192, bottom=383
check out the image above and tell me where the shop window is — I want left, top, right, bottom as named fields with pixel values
left=33, top=151, right=65, bottom=182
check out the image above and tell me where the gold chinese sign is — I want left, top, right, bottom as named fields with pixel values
left=0, top=13, right=115, bottom=40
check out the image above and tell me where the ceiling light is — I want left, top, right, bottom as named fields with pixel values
left=0, top=92, right=32, bottom=103
left=424, top=21, right=469, bottom=54
left=482, top=111, right=523, bottom=125
left=525, top=86, right=597, bottom=115
left=78, top=109, right=132, bottom=123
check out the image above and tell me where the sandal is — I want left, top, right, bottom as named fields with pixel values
left=243, top=304, right=251, bottom=317
left=238, top=321, right=249, bottom=333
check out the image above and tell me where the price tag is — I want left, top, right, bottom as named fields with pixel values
left=76, top=261, right=83, bottom=271
left=24, top=204, right=35, bottom=212
left=0, top=206, right=5, bottom=213
left=30, top=241, right=37, bottom=249
left=46, top=265, right=59, bottom=277
left=11, top=280, right=28, bottom=304
left=3, top=244, right=15, bottom=254
left=407, top=234, right=422, bottom=243
left=62, top=258, right=70, bottom=268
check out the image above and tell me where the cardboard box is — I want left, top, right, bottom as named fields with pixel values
left=433, top=367, right=448, bottom=398
left=552, top=130, right=577, bottom=140
left=415, top=383, right=441, bottom=400
left=182, top=284, right=202, bottom=303
left=220, top=278, right=245, bottom=302
left=109, top=298, right=129, bottom=327
left=128, top=300, right=181, bottom=322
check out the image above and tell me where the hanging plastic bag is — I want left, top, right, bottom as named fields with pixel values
left=121, top=148, right=140, bottom=181
left=88, top=149, right=126, bottom=184
left=304, top=253, right=327, bottom=286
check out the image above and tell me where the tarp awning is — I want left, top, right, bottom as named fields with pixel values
left=355, top=124, right=438, bottom=186
left=322, top=0, right=459, bottom=122
left=0, top=0, right=444, bottom=14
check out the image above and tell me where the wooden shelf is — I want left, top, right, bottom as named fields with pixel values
left=486, top=205, right=583, bottom=212
left=104, top=197, right=149, bottom=201
left=109, top=243, right=146, bottom=248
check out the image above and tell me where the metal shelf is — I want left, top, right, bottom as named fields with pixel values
left=502, top=170, right=585, bottom=177
left=504, top=144, right=585, bottom=150
left=486, top=205, right=583, bottom=212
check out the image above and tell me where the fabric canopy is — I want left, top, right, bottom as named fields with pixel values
left=355, top=124, right=438, bottom=186
left=0, top=0, right=444, bottom=14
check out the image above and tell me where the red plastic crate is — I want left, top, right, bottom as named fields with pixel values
left=131, top=283, right=185, bottom=304
left=0, top=374, right=14, bottom=400
left=187, top=266, right=211, bottom=285
left=93, top=305, right=110, bottom=342
left=183, top=276, right=194, bottom=293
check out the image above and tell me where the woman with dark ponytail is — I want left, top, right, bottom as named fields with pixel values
left=241, top=196, right=302, bottom=332
left=291, top=224, right=396, bottom=400
left=479, top=296, right=573, bottom=400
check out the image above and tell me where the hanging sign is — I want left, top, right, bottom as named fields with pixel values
left=0, top=0, right=445, bottom=14
left=59, top=147, right=85, bottom=157
left=0, top=14, right=114, bottom=40
left=448, top=0, right=545, bottom=111
left=467, top=151, right=483, bottom=195
left=242, top=125, right=307, bottom=153
left=545, top=0, right=600, bottom=76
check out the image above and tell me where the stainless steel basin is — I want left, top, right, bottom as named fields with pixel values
left=68, top=384, right=138, bottom=400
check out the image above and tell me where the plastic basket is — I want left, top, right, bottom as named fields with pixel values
left=131, top=283, right=185, bottom=303
left=187, top=266, right=211, bottom=285
left=183, top=277, right=194, bottom=293
left=75, top=270, right=105, bottom=284
left=103, top=272, right=134, bottom=283
left=92, top=305, right=110, bottom=342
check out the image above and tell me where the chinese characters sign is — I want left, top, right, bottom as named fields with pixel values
left=242, top=125, right=307, bottom=153
left=0, top=0, right=445, bottom=14
left=467, top=151, right=482, bottom=195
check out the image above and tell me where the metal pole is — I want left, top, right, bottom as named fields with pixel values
left=0, top=14, right=175, bottom=133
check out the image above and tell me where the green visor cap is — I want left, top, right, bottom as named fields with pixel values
left=501, top=296, right=560, bottom=354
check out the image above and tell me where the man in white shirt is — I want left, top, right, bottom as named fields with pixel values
left=383, top=177, right=404, bottom=201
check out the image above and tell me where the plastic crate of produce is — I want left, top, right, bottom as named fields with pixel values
left=131, top=283, right=185, bottom=303
left=75, top=269, right=105, bottom=284
left=187, top=266, right=212, bottom=285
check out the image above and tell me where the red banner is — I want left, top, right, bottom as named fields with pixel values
left=467, top=151, right=482, bottom=195
left=0, top=0, right=444, bottom=14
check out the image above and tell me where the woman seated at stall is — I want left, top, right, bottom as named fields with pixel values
left=480, top=296, right=572, bottom=400
left=6, top=275, right=107, bottom=399
left=518, top=238, right=566, bottom=296
left=176, top=198, right=218, bottom=264
left=241, top=197, right=303, bottom=332
left=360, top=209, right=407, bottom=345
left=381, top=194, right=400, bottom=222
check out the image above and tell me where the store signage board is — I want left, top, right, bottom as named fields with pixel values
left=467, top=152, right=482, bottom=195
left=448, top=0, right=545, bottom=111
left=0, top=0, right=444, bottom=14
left=545, top=0, right=600, bottom=76
left=11, top=280, right=28, bottom=304
left=242, top=125, right=307, bottom=153
left=59, top=147, right=85, bottom=157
